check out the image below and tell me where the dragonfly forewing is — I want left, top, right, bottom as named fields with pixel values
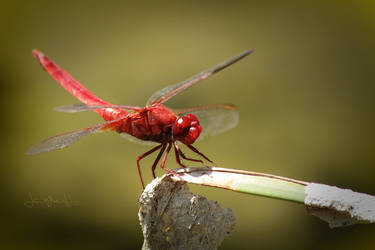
left=26, top=117, right=127, bottom=155
left=146, top=49, right=253, bottom=106
left=55, top=103, right=141, bottom=113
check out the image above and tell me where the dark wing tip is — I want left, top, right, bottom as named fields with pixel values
left=244, top=48, right=255, bottom=55
left=235, top=48, right=255, bottom=61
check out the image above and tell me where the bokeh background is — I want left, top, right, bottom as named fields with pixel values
left=2, top=0, right=375, bottom=249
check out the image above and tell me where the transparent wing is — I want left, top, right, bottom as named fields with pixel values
left=146, top=49, right=253, bottom=105
left=174, top=104, right=239, bottom=140
left=55, top=103, right=141, bottom=113
left=26, top=117, right=127, bottom=155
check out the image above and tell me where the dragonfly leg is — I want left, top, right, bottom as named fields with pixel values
left=160, top=143, right=176, bottom=176
left=186, top=144, right=215, bottom=164
left=173, top=141, right=203, bottom=168
left=174, top=145, right=186, bottom=168
left=137, top=144, right=163, bottom=189
left=151, top=143, right=167, bottom=178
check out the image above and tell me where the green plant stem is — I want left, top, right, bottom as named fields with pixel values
left=172, top=167, right=307, bottom=203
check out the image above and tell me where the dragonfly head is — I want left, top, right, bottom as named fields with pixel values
left=172, top=114, right=202, bottom=144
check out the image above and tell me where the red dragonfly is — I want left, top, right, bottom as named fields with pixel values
left=27, top=49, right=253, bottom=188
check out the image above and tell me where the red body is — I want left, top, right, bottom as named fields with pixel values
left=33, top=50, right=184, bottom=143
left=28, top=49, right=252, bottom=188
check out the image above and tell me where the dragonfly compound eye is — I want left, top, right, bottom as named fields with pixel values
left=172, top=114, right=201, bottom=144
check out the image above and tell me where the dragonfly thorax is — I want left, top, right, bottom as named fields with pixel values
left=172, top=114, right=202, bottom=145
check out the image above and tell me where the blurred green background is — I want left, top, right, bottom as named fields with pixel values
left=2, top=0, right=375, bottom=249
